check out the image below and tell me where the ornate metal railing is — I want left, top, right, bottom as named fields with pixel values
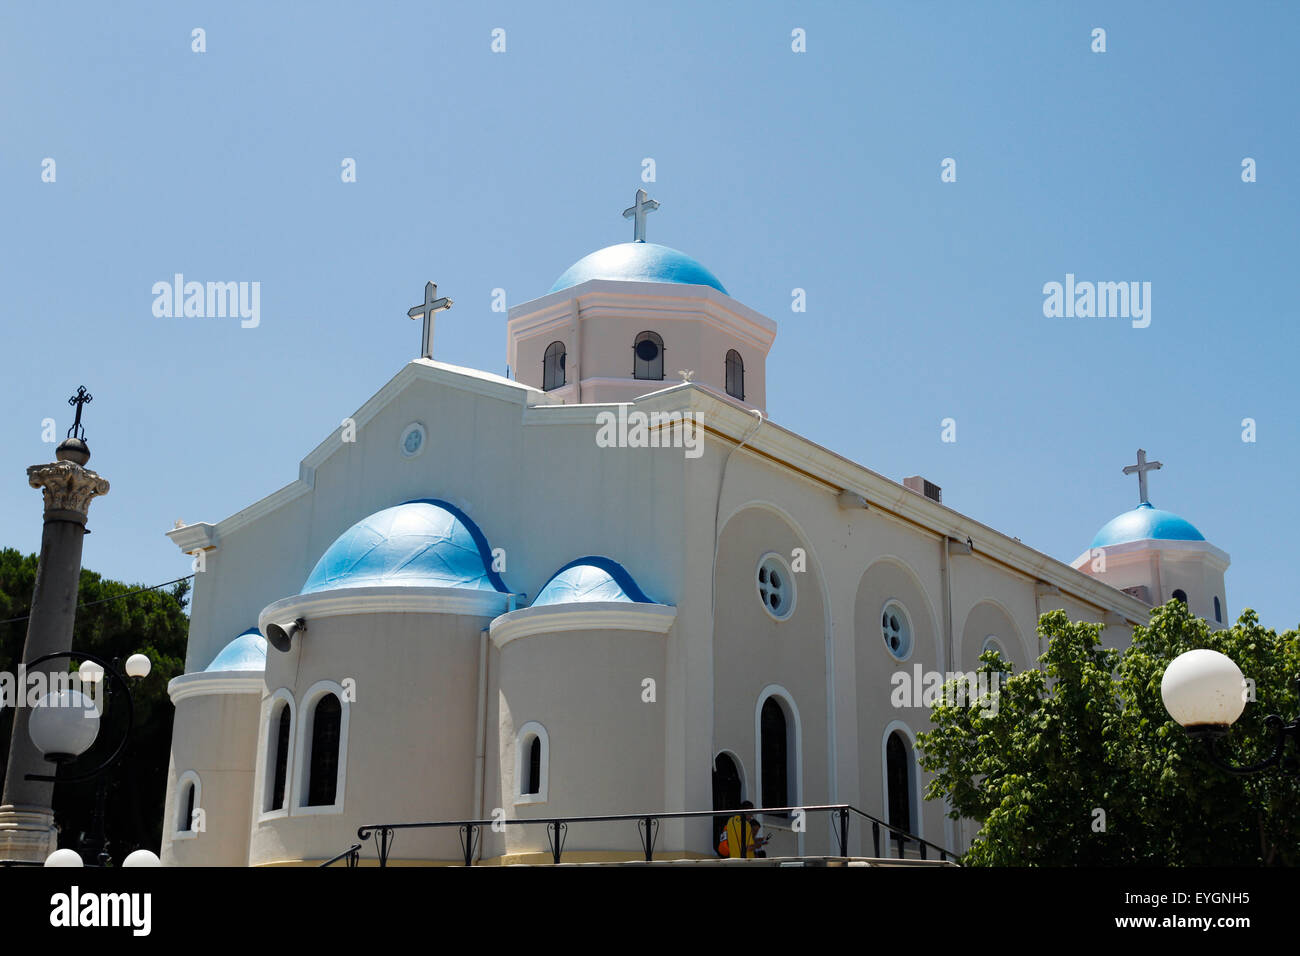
left=321, top=804, right=957, bottom=867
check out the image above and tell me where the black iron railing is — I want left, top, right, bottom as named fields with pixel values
left=321, top=804, right=957, bottom=867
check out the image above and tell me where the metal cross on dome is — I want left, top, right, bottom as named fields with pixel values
left=622, top=188, right=659, bottom=243
left=1122, top=448, right=1163, bottom=504
left=407, top=281, right=453, bottom=360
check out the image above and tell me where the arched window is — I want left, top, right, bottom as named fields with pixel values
left=542, top=340, right=566, bottom=391
left=525, top=736, right=542, bottom=794
left=515, top=722, right=549, bottom=803
left=981, top=635, right=1007, bottom=665
left=175, top=771, right=201, bottom=839
left=269, top=704, right=291, bottom=812
left=760, top=699, right=787, bottom=809
left=633, top=331, right=664, bottom=380
left=725, top=349, right=745, bottom=400
left=1214, top=596, right=1222, bottom=623
left=712, top=752, right=744, bottom=811
left=1172, top=589, right=1188, bottom=606
left=305, top=694, right=342, bottom=807
left=885, top=730, right=915, bottom=849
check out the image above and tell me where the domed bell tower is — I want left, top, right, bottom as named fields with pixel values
left=506, top=190, right=777, bottom=411
left=1073, top=449, right=1230, bottom=628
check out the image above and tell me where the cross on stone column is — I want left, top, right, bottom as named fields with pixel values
left=1122, top=448, right=1163, bottom=504
left=66, top=386, right=92, bottom=440
left=622, top=188, right=659, bottom=243
left=407, top=281, right=453, bottom=359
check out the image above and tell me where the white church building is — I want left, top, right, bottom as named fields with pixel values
left=159, top=192, right=1229, bottom=865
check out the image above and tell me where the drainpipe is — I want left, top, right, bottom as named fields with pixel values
left=941, top=536, right=956, bottom=674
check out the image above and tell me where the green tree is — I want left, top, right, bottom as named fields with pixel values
left=0, top=547, right=189, bottom=858
left=917, top=602, right=1299, bottom=865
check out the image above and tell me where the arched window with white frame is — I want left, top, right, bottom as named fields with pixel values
left=515, top=721, right=549, bottom=804
left=294, top=681, right=350, bottom=814
left=755, top=686, right=801, bottom=814
left=262, top=690, right=295, bottom=816
left=175, top=770, right=201, bottom=840
left=881, top=722, right=922, bottom=853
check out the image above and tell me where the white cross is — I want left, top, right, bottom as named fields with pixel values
left=407, top=281, right=453, bottom=359
left=622, top=188, right=659, bottom=243
left=1122, top=448, right=1163, bottom=504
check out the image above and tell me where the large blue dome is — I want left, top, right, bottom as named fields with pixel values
left=206, top=627, right=267, bottom=672
left=532, top=556, right=653, bottom=607
left=1090, top=502, right=1206, bottom=549
left=301, top=499, right=510, bottom=594
left=549, top=242, right=727, bottom=295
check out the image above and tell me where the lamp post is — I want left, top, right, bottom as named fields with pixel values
left=22, top=649, right=152, bottom=865
left=1161, top=648, right=1299, bottom=776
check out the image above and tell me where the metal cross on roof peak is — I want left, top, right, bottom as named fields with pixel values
left=1122, top=448, right=1163, bottom=505
left=622, top=188, right=659, bottom=243
left=407, top=281, right=453, bottom=360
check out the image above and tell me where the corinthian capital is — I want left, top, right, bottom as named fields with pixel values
left=27, top=460, right=110, bottom=517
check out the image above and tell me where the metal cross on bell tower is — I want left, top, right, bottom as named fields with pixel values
left=622, top=188, right=659, bottom=243
left=407, top=281, right=453, bottom=360
left=1122, top=448, right=1163, bottom=504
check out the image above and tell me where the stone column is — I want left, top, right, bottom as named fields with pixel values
left=0, top=438, right=108, bottom=862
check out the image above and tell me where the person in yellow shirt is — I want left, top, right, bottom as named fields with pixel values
left=718, top=801, right=769, bottom=859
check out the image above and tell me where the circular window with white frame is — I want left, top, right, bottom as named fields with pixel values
left=399, top=422, right=426, bottom=459
left=756, top=553, right=795, bottom=620
left=881, top=600, right=913, bottom=660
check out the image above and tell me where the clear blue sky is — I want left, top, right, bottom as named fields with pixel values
left=2, top=2, right=1296, bottom=627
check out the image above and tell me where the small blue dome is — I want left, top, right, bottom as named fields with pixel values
left=302, top=499, right=510, bottom=594
left=532, top=556, right=653, bottom=607
left=206, top=627, right=267, bottom=672
left=1091, top=502, right=1206, bottom=549
left=549, top=242, right=727, bottom=295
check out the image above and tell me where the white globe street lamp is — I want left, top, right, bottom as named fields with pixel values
left=124, top=654, right=152, bottom=679
left=1160, top=649, right=1247, bottom=735
left=1162, top=649, right=1299, bottom=776
left=28, top=690, right=101, bottom=764
left=121, top=849, right=161, bottom=867
left=44, top=848, right=84, bottom=867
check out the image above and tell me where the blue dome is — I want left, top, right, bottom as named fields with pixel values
left=206, top=627, right=267, bottom=672
left=549, top=242, right=727, bottom=295
left=532, top=556, right=653, bottom=607
left=302, top=499, right=510, bottom=594
left=1090, top=502, right=1206, bottom=549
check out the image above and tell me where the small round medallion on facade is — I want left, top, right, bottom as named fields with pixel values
left=756, top=553, right=795, bottom=620
left=399, top=422, right=426, bottom=458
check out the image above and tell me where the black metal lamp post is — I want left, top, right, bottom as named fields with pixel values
left=1161, top=648, right=1299, bottom=776
left=22, top=649, right=159, bottom=866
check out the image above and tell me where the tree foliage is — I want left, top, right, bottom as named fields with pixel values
left=0, top=548, right=188, bottom=857
left=917, top=603, right=1299, bottom=865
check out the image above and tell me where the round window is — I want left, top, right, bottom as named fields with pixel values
left=881, top=601, right=912, bottom=660
left=756, top=554, right=795, bottom=620
left=635, top=338, right=660, bottom=362
left=399, top=422, right=426, bottom=458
